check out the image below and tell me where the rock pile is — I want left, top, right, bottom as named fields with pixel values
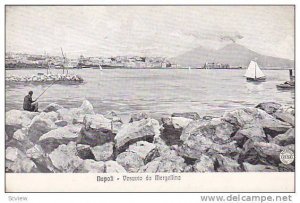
left=6, top=73, right=83, bottom=83
left=5, top=101, right=295, bottom=173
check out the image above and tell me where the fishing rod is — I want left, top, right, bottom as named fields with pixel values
left=35, top=80, right=58, bottom=101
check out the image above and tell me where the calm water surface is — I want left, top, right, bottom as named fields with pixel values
left=6, top=69, right=294, bottom=121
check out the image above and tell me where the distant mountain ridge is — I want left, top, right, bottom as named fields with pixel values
left=170, top=43, right=294, bottom=69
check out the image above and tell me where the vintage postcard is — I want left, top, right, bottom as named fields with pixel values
left=5, top=5, right=295, bottom=192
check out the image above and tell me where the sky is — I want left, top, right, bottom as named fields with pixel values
left=6, top=6, right=294, bottom=59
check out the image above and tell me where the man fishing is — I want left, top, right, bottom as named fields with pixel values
left=23, top=91, right=39, bottom=112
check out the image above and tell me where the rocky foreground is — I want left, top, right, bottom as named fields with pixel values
left=5, top=101, right=295, bottom=173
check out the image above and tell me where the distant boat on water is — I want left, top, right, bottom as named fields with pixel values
left=93, top=65, right=103, bottom=70
left=244, top=61, right=266, bottom=81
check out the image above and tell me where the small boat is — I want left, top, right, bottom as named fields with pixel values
left=244, top=61, right=266, bottom=81
left=276, top=81, right=295, bottom=89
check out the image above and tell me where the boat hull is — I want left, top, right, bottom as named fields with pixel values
left=246, top=77, right=266, bottom=82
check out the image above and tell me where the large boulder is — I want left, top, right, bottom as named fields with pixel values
left=160, top=117, right=192, bottom=145
left=77, top=114, right=114, bottom=147
left=255, top=102, right=282, bottom=114
left=179, top=119, right=239, bottom=160
left=126, top=141, right=159, bottom=164
left=76, top=144, right=95, bottom=160
left=104, top=111, right=123, bottom=134
left=39, top=125, right=81, bottom=153
left=215, top=154, right=242, bottom=172
left=75, top=160, right=105, bottom=173
left=273, top=128, right=295, bottom=146
left=139, top=154, right=186, bottom=173
left=114, top=118, right=160, bottom=152
left=57, top=100, right=95, bottom=124
left=43, top=103, right=64, bottom=113
left=91, top=142, right=114, bottom=161
left=171, top=112, right=200, bottom=120
left=240, top=141, right=284, bottom=166
left=105, top=161, right=127, bottom=173
left=193, top=154, right=215, bottom=172
left=49, top=142, right=83, bottom=173
left=6, top=147, right=38, bottom=173
left=231, top=124, right=266, bottom=147
left=116, top=151, right=144, bottom=172
left=243, top=162, right=278, bottom=172
left=222, top=107, right=291, bottom=137
left=27, top=114, right=57, bottom=143
left=6, top=110, right=39, bottom=139
left=129, top=112, right=149, bottom=122
left=26, top=144, right=58, bottom=173
left=276, top=105, right=295, bottom=116
left=273, top=112, right=294, bottom=126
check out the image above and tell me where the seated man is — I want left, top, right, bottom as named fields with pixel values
left=23, top=91, right=39, bottom=112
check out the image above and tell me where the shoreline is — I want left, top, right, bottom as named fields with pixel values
left=5, top=100, right=295, bottom=173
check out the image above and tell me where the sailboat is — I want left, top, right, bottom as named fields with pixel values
left=244, top=61, right=266, bottom=81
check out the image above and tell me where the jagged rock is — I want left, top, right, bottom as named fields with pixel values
left=26, top=145, right=58, bottom=173
left=43, top=103, right=64, bottom=113
left=160, top=117, right=192, bottom=145
left=80, top=100, right=94, bottom=115
left=105, top=161, right=127, bottom=173
left=49, top=142, right=83, bottom=173
left=26, top=144, right=44, bottom=160
left=278, top=163, right=295, bottom=172
left=273, top=128, right=295, bottom=146
left=153, top=137, right=177, bottom=158
left=55, top=120, right=68, bottom=127
left=276, top=105, right=295, bottom=116
left=232, top=124, right=266, bottom=147
left=38, top=112, right=59, bottom=122
left=104, top=111, right=123, bottom=134
left=39, top=125, right=81, bottom=153
left=222, top=107, right=291, bottom=137
left=91, top=142, right=114, bottom=161
left=139, top=155, right=186, bottom=173
left=180, top=118, right=236, bottom=144
left=193, top=154, right=215, bottom=172
left=129, top=112, right=149, bottom=122
left=215, top=154, right=242, bottom=172
left=75, top=160, right=105, bottom=173
left=83, top=114, right=112, bottom=130
left=6, top=110, right=38, bottom=139
left=261, top=119, right=291, bottom=137
left=27, top=114, right=57, bottom=143
left=243, top=162, right=278, bottom=172
left=13, top=128, right=28, bottom=141
left=179, top=119, right=239, bottom=160
left=116, top=151, right=144, bottom=172
left=6, top=147, right=38, bottom=173
left=6, top=158, right=38, bottom=173
left=171, top=112, right=200, bottom=120
left=78, top=127, right=115, bottom=147
left=114, top=118, right=160, bottom=152
left=76, top=144, right=95, bottom=159
left=6, top=147, right=26, bottom=161
left=127, top=141, right=159, bottom=164
left=273, top=112, right=294, bottom=126
left=256, top=102, right=282, bottom=114
left=77, top=114, right=114, bottom=147
left=244, top=142, right=283, bottom=165
left=57, top=100, right=95, bottom=124
left=285, top=144, right=295, bottom=153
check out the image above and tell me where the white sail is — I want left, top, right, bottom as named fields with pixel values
left=254, top=62, right=265, bottom=78
left=244, top=61, right=256, bottom=78
left=244, top=61, right=265, bottom=79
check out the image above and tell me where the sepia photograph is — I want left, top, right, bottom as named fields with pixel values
left=4, top=5, right=295, bottom=192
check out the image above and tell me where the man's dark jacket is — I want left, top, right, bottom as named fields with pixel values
left=23, top=95, right=33, bottom=111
